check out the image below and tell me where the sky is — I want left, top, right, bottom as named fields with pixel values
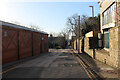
left=0, top=1, right=100, bottom=34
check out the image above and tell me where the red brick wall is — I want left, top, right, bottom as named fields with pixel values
left=2, top=25, right=48, bottom=64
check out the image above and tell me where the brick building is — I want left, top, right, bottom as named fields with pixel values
left=82, top=0, right=120, bottom=69
left=1, top=21, right=48, bottom=64
left=71, top=0, right=120, bottom=69
left=99, top=0, right=120, bottom=68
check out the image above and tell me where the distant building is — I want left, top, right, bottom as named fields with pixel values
left=49, top=36, right=67, bottom=49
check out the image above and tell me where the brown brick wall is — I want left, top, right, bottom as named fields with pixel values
left=2, top=23, right=48, bottom=64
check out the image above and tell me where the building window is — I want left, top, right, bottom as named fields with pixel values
left=103, top=29, right=110, bottom=49
left=103, top=2, right=116, bottom=26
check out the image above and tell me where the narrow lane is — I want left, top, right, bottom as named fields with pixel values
left=2, top=49, right=96, bottom=79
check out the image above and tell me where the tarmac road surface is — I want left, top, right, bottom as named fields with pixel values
left=2, top=49, right=98, bottom=80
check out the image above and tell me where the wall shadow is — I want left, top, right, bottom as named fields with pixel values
left=80, top=38, right=102, bottom=79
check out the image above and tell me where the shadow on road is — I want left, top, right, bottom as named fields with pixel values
left=74, top=38, right=102, bottom=79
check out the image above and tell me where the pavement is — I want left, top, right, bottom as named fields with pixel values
left=72, top=50, right=119, bottom=80
left=2, top=49, right=99, bottom=80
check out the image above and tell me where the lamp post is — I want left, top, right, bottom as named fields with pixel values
left=89, top=6, right=95, bottom=59
left=89, top=5, right=95, bottom=59
left=89, top=6, right=94, bottom=17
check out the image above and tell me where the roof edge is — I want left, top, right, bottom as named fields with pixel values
left=0, top=20, right=48, bottom=35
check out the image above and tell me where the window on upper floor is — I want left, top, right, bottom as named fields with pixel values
left=102, top=2, right=116, bottom=26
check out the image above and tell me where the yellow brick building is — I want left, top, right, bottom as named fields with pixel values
left=83, top=0, right=120, bottom=69
left=99, top=0, right=120, bottom=68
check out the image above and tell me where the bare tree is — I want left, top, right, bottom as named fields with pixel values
left=67, top=14, right=79, bottom=38
left=67, top=14, right=88, bottom=39
left=50, top=32, right=59, bottom=37
left=82, top=14, right=100, bottom=35
left=59, top=27, right=71, bottom=41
